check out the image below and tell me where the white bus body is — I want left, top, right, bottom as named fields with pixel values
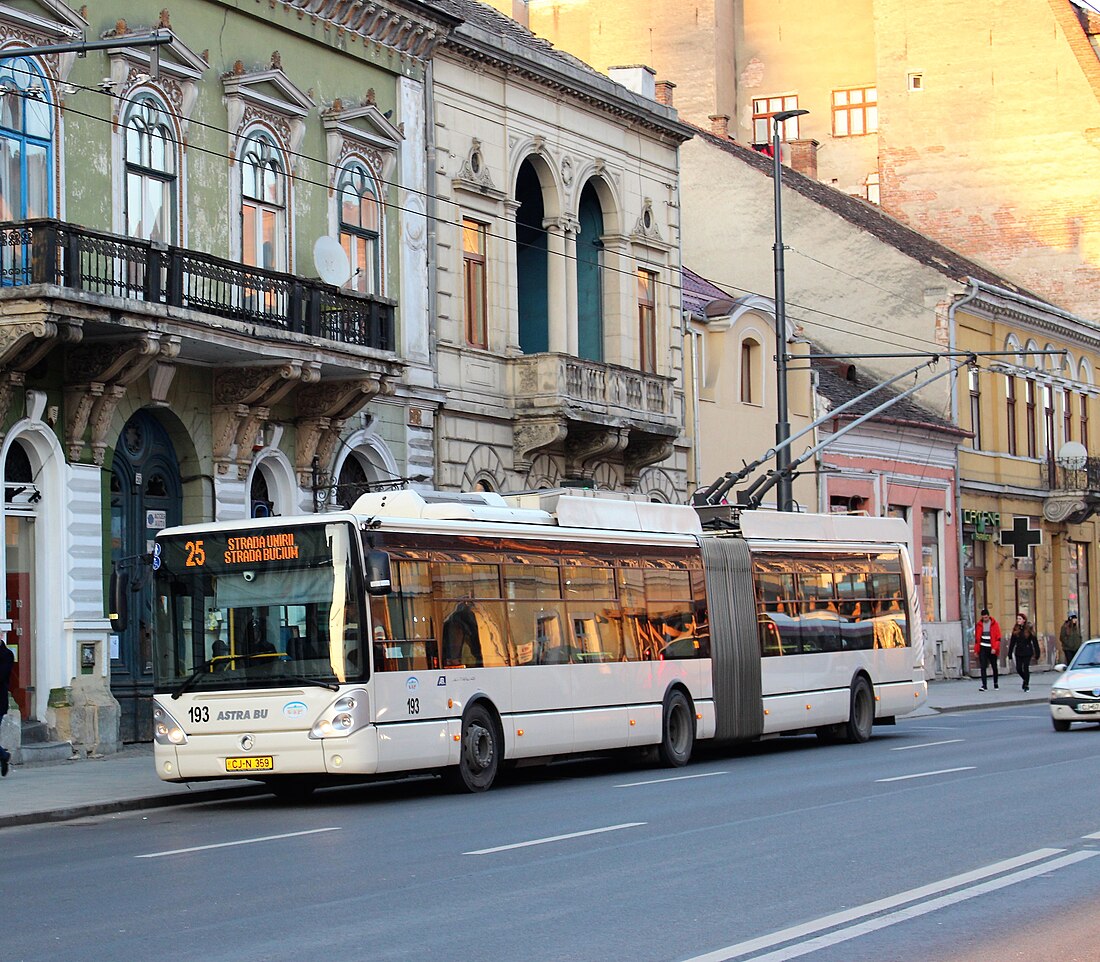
left=150, top=490, right=926, bottom=794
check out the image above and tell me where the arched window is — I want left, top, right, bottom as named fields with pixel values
left=124, top=95, right=176, bottom=243
left=338, top=162, right=381, bottom=295
left=240, top=130, right=286, bottom=271
left=740, top=336, right=762, bottom=404
left=516, top=159, right=548, bottom=354
left=577, top=181, right=605, bottom=361
left=0, top=56, right=53, bottom=221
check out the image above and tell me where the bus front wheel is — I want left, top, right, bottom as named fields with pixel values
left=450, top=704, right=501, bottom=793
left=658, top=690, right=695, bottom=767
left=845, top=678, right=874, bottom=743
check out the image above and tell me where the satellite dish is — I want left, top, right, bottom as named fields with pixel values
left=1057, top=441, right=1088, bottom=470
left=313, top=236, right=351, bottom=287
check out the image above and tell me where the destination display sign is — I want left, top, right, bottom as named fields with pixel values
left=223, top=533, right=301, bottom=565
left=154, top=525, right=335, bottom=576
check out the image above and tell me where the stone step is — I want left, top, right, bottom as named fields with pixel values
left=16, top=741, right=75, bottom=766
left=21, top=720, right=50, bottom=744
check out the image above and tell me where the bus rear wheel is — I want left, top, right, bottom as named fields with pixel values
left=658, top=690, right=695, bottom=767
left=449, top=704, right=501, bottom=792
left=845, top=678, right=874, bottom=743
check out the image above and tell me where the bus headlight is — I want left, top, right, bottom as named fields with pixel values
left=309, top=689, right=369, bottom=739
left=152, top=702, right=188, bottom=746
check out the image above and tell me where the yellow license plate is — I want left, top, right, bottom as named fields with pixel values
left=225, top=755, right=274, bottom=772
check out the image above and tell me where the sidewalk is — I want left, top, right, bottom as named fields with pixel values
left=0, top=674, right=1055, bottom=829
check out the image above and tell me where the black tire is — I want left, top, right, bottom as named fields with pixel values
left=845, top=678, right=874, bottom=744
left=658, top=690, right=695, bottom=767
left=1053, top=718, right=1071, bottom=732
left=449, top=704, right=501, bottom=792
left=266, top=776, right=318, bottom=803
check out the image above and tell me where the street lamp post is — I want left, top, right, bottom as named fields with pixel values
left=771, top=108, right=808, bottom=512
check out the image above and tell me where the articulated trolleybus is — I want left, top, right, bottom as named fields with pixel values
left=151, top=490, right=926, bottom=796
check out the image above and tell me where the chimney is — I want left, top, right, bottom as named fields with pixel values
left=788, top=139, right=819, bottom=179
left=608, top=64, right=657, bottom=100
left=708, top=114, right=730, bottom=138
left=655, top=80, right=676, bottom=107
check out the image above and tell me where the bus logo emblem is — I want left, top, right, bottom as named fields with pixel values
left=406, top=677, right=419, bottom=692
left=283, top=701, right=308, bottom=719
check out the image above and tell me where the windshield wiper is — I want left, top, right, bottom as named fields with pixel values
left=170, top=655, right=226, bottom=699
left=267, top=673, right=339, bottom=692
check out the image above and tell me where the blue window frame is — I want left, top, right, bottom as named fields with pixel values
left=0, top=56, right=54, bottom=221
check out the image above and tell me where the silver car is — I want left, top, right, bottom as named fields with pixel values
left=1050, top=640, right=1100, bottom=731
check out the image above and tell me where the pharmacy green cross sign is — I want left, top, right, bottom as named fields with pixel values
left=1000, top=516, right=1043, bottom=559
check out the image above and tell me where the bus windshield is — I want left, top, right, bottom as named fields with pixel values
left=152, top=521, right=366, bottom=694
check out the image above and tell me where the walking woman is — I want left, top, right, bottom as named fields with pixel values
left=1007, top=612, right=1040, bottom=692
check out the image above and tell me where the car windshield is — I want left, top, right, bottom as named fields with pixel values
left=1071, top=642, right=1100, bottom=669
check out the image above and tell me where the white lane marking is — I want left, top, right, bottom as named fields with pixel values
left=680, top=847, right=1066, bottom=962
left=136, top=827, right=341, bottom=859
left=1083, top=830, right=1100, bottom=840
left=464, top=822, right=645, bottom=855
left=737, top=850, right=1098, bottom=962
left=890, top=739, right=964, bottom=751
left=903, top=725, right=960, bottom=731
left=616, top=772, right=729, bottom=788
left=876, top=766, right=975, bottom=782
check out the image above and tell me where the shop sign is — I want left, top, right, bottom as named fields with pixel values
left=963, top=508, right=1000, bottom=540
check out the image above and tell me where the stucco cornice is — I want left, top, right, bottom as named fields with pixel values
left=263, top=0, right=460, bottom=60
left=441, top=32, right=695, bottom=144
left=962, top=282, right=1100, bottom=351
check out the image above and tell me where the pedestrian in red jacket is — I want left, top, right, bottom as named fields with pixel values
left=974, top=609, right=1002, bottom=690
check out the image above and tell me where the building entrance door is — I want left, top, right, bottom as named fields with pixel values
left=109, top=411, right=181, bottom=742
left=5, top=513, right=34, bottom=720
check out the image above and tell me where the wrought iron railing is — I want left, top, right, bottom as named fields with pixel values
left=0, top=219, right=395, bottom=351
left=1043, top=457, right=1100, bottom=491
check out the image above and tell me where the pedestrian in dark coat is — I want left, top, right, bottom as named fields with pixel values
left=1007, top=613, right=1040, bottom=692
left=0, top=638, right=13, bottom=776
left=1059, top=613, right=1082, bottom=664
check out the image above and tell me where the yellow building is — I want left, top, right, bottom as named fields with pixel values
left=955, top=284, right=1100, bottom=663
left=681, top=268, right=815, bottom=511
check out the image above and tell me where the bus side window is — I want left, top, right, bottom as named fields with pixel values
left=755, top=570, right=800, bottom=656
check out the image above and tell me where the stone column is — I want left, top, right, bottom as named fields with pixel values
left=544, top=217, right=568, bottom=354
left=564, top=219, right=579, bottom=356
left=503, top=200, right=522, bottom=354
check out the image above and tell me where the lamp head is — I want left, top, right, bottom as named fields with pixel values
left=773, top=108, right=809, bottom=124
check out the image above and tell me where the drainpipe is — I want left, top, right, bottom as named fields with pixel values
left=810, top=367, right=827, bottom=514
left=424, top=58, right=440, bottom=485
left=688, top=323, right=701, bottom=492
left=949, top=279, right=981, bottom=678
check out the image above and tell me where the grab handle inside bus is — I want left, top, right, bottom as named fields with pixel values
left=366, top=549, right=392, bottom=595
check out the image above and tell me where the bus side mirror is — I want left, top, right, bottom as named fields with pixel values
left=366, top=549, right=392, bottom=596
left=109, top=567, right=129, bottom=632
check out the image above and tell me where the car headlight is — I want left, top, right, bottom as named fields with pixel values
left=309, top=689, right=370, bottom=739
left=1051, top=686, right=1072, bottom=697
left=152, top=702, right=187, bottom=745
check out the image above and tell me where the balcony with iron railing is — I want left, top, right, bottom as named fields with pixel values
left=0, top=219, right=395, bottom=351
left=1042, top=455, right=1100, bottom=524
left=1043, top=456, right=1100, bottom=492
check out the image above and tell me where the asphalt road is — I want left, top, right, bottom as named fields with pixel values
left=4, top=705, right=1100, bottom=962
